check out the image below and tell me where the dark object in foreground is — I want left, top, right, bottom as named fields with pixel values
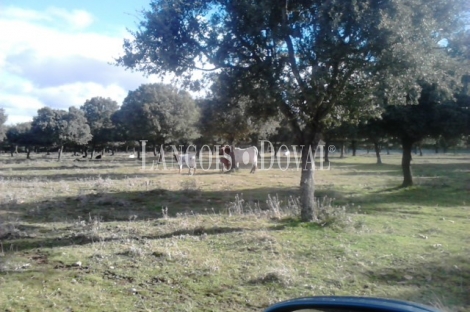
left=264, top=296, right=441, bottom=312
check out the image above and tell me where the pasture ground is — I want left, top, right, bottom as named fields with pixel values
left=0, top=150, right=469, bottom=312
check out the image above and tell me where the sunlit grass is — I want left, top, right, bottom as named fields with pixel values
left=0, top=151, right=468, bottom=311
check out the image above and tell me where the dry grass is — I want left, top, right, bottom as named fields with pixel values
left=0, top=151, right=469, bottom=311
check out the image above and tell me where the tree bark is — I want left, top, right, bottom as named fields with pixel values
left=230, top=144, right=237, bottom=172
left=340, top=142, right=344, bottom=158
left=401, top=138, right=414, bottom=187
left=300, top=138, right=318, bottom=222
left=324, top=141, right=330, bottom=163
left=26, top=147, right=31, bottom=159
left=10, top=145, right=18, bottom=157
left=374, top=141, right=382, bottom=165
left=351, top=140, right=357, bottom=156
left=58, top=145, right=64, bottom=161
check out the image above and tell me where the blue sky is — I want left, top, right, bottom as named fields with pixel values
left=0, top=0, right=173, bottom=125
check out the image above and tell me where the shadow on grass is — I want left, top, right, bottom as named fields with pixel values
left=0, top=171, right=179, bottom=181
left=0, top=184, right=298, bottom=223
left=1, top=223, right=287, bottom=254
left=4, top=164, right=131, bottom=171
left=275, top=217, right=326, bottom=231
left=333, top=161, right=469, bottom=175
left=358, top=183, right=467, bottom=213
left=370, top=186, right=404, bottom=193
left=366, top=255, right=470, bottom=308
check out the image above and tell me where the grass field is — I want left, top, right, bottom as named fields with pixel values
left=0, top=150, right=469, bottom=312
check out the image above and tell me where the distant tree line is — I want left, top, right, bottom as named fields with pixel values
left=1, top=78, right=468, bottom=167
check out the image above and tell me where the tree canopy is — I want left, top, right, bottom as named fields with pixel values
left=6, top=122, right=36, bottom=158
left=198, top=74, right=269, bottom=145
left=80, top=97, right=119, bottom=149
left=116, top=0, right=469, bottom=221
left=31, top=107, right=92, bottom=160
left=112, top=83, right=200, bottom=157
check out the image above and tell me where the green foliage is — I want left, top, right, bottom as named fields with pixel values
left=383, top=82, right=465, bottom=143
left=31, top=107, right=92, bottom=148
left=6, top=122, right=35, bottom=147
left=80, top=97, right=119, bottom=147
left=116, top=0, right=467, bottom=132
left=197, top=75, right=282, bottom=144
left=116, top=0, right=468, bottom=220
left=358, top=118, right=388, bottom=146
left=113, top=83, right=200, bottom=145
left=262, top=118, right=295, bottom=146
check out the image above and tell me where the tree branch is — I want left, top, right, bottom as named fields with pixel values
left=281, top=0, right=309, bottom=95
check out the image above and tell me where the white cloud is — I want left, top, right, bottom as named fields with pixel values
left=0, top=93, right=44, bottom=125
left=1, top=6, right=94, bottom=30
left=0, top=6, right=150, bottom=125
left=47, top=7, right=94, bottom=29
left=1, top=80, right=131, bottom=125
left=33, top=82, right=130, bottom=109
left=0, top=5, right=202, bottom=126
left=0, top=19, right=121, bottom=64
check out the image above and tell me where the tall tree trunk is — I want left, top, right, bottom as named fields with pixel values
left=26, top=146, right=31, bottom=159
left=419, top=145, right=423, bottom=156
left=401, top=138, right=414, bottom=187
left=374, top=141, right=382, bottom=165
left=340, top=142, right=344, bottom=158
left=58, top=145, right=64, bottom=161
left=300, top=138, right=318, bottom=222
left=324, top=141, right=330, bottom=163
left=10, top=145, right=17, bottom=157
left=229, top=144, right=237, bottom=172
left=137, top=142, right=142, bottom=160
left=158, top=144, right=164, bottom=163
left=351, top=140, right=357, bottom=156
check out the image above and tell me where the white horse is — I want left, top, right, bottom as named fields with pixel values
left=222, top=145, right=258, bottom=173
left=173, top=153, right=197, bottom=175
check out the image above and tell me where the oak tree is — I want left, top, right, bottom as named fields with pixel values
left=113, top=83, right=200, bottom=159
left=116, top=0, right=468, bottom=221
